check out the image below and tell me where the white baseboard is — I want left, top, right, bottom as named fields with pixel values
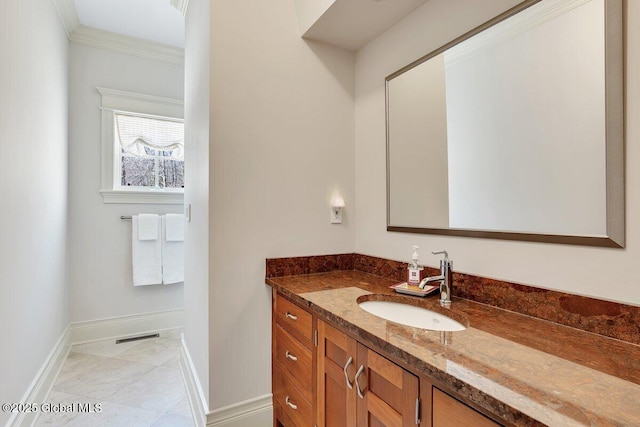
left=69, top=308, right=184, bottom=344
left=7, top=327, right=72, bottom=427
left=179, top=338, right=209, bottom=427
left=206, top=394, right=273, bottom=427
left=178, top=338, right=273, bottom=427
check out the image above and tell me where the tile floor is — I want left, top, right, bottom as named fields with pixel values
left=36, top=329, right=193, bottom=427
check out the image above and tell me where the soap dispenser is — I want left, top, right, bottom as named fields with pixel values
left=407, top=246, right=424, bottom=284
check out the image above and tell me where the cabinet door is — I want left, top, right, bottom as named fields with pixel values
left=433, top=388, right=501, bottom=427
left=355, top=345, right=419, bottom=427
left=317, top=320, right=357, bottom=427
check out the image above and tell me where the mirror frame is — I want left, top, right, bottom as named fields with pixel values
left=385, top=0, right=624, bottom=248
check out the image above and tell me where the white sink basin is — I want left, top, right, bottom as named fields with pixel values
left=358, top=300, right=466, bottom=331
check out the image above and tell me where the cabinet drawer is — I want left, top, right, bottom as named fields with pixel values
left=274, top=366, right=313, bottom=427
left=275, top=324, right=313, bottom=401
left=433, top=388, right=501, bottom=427
left=276, top=294, right=313, bottom=343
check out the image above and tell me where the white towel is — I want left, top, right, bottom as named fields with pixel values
left=162, top=215, right=184, bottom=284
left=165, top=214, right=184, bottom=241
left=138, top=214, right=160, bottom=240
left=132, top=215, right=162, bottom=286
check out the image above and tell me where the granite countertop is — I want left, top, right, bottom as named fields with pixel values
left=266, top=270, right=640, bottom=427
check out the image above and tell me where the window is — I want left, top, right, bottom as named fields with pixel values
left=116, top=113, right=185, bottom=190
left=98, top=87, right=184, bottom=204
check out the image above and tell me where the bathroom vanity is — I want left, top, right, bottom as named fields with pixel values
left=267, top=261, right=640, bottom=427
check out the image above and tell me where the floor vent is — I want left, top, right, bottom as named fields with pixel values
left=116, top=333, right=160, bottom=344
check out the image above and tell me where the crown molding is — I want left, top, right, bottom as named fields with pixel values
left=51, top=0, right=184, bottom=65
left=52, top=0, right=81, bottom=38
left=170, top=0, right=190, bottom=16
left=70, top=25, right=184, bottom=65
left=96, top=87, right=185, bottom=113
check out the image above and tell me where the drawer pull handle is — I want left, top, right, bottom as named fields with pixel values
left=343, top=356, right=353, bottom=389
left=285, top=396, right=298, bottom=410
left=355, top=365, right=365, bottom=399
left=285, top=351, right=298, bottom=362
left=285, top=312, right=298, bottom=321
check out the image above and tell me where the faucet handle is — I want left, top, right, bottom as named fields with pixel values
left=432, top=250, right=448, bottom=260
left=432, top=250, right=452, bottom=271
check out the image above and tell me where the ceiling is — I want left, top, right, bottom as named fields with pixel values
left=73, top=0, right=185, bottom=48
left=57, top=0, right=425, bottom=61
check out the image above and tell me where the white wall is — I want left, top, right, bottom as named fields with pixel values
left=67, top=43, right=185, bottom=323
left=184, top=0, right=210, bottom=410
left=355, top=0, right=640, bottom=306
left=0, top=0, right=70, bottom=423
left=207, top=0, right=355, bottom=410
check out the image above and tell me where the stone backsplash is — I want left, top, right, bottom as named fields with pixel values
left=266, top=253, right=640, bottom=345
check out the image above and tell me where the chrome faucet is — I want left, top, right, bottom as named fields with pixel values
left=418, top=251, right=453, bottom=308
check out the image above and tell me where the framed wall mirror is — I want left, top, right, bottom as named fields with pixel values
left=386, top=0, right=624, bottom=247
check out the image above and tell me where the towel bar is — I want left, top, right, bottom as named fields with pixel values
left=121, top=215, right=184, bottom=220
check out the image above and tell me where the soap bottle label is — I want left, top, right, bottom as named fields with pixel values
left=408, top=267, right=423, bottom=284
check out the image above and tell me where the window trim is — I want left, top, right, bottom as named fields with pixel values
left=98, top=87, right=184, bottom=204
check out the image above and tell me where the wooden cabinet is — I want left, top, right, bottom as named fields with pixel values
left=432, top=388, right=500, bottom=427
left=273, top=292, right=503, bottom=427
left=317, top=319, right=420, bottom=427
left=272, top=292, right=315, bottom=427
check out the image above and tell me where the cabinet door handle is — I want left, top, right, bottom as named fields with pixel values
left=285, top=351, right=298, bottom=362
left=343, top=356, right=353, bottom=389
left=285, top=396, right=298, bottom=410
left=285, top=312, right=298, bottom=321
left=355, top=365, right=365, bottom=399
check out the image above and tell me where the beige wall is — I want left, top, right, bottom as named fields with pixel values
left=355, top=0, right=640, bottom=306
left=207, top=0, right=355, bottom=410
left=0, top=0, right=70, bottom=423
left=181, top=0, right=639, bottom=418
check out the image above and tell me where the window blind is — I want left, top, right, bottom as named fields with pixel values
left=115, top=113, right=184, bottom=160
